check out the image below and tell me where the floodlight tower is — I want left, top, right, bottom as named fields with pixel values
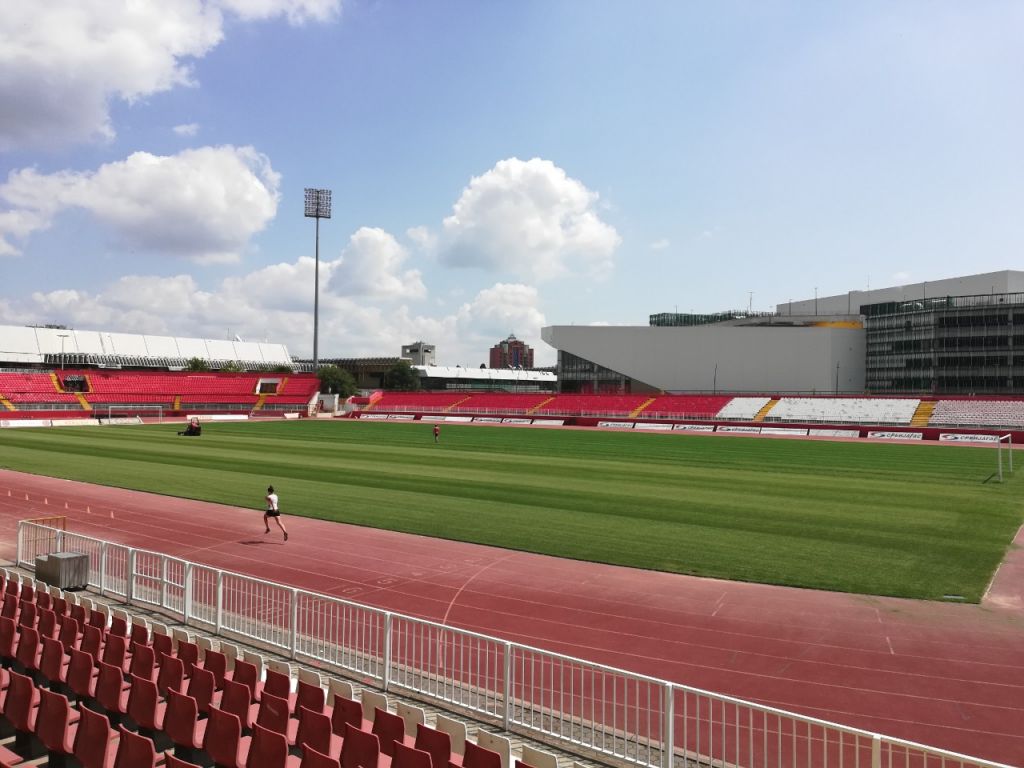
left=304, top=188, right=332, bottom=371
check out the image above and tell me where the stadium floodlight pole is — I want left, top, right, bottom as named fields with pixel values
left=304, top=188, right=332, bottom=371
left=57, top=333, right=69, bottom=371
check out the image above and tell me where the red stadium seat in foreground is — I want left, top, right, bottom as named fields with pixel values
left=301, top=744, right=342, bottom=768
left=113, top=724, right=159, bottom=768
left=164, top=688, right=207, bottom=761
left=452, top=740, right=502, bottom=768
left=392, top=743, right=433, bottom=768
left=36, top=686, right=79, bottom=761
left=72, top=705, right=117, bottom=768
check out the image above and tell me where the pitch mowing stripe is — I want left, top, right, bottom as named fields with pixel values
left=0, top=419, right=1019, bottom=602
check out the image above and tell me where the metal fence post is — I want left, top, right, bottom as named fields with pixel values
left=160, top=556, right=168, bottom=610
left=503, top=641, right=513, bottom=731
left=15, top=522, right=24, bottom=568
left=126, top=549, right=136, bottom=605
left=871, top=735, right=881, bottom=768
left=183, top=563, right=193, bottom=624
left=215, top=571, right=224, bottom=635
left=99, top=543, right=107, bottom=596
left=290, top=588, right=299, bottom=660
left=382, top=613, right=393, bottom=692
left=662, top=684, right=674, bottom=768
left=55, top=529, right=64, bottom=554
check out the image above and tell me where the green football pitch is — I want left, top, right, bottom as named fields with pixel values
left=0, top=420, right=1020, bottom=602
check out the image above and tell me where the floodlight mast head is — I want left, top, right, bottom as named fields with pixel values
left=304, top=188, right=332, bottom=219
left=304, top=187, right=332, bottom=372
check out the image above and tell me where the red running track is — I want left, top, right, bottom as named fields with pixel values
left=0, top=469, right=1021, bottom=766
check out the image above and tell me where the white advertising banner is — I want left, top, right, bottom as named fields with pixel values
left=49, top=419, right=98, bottom=427
left=673, top=424, right=715, bottom=432
left=0, top=419, right=51, bottom=428
left=473, top=417, right=504, bottom=423
left=387, top=414, right=415, bottom=420
left=868, top=431, right=924, bottom=441
left=760, top=427, right=809, bottom=436
left=634, top=422, right=674, bottom=431
left=531, top=419, right=564, bottom=426
left=360, top=413, right=390, bottom=420
left=597, top=421, right=634, bottom=429
left=419, top=415, right=447, bottom=422
left=717, top=426, right=762, bottom=433
left=808, top=429, right=861, bottom=438
left=502, top=418, right=533, bottom=425
left=939, top=433, right=1000, bottom=443
left=445, top=416, right=473, bottom=423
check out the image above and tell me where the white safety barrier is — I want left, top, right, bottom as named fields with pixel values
left=16, top=521, right=1010, bottom=768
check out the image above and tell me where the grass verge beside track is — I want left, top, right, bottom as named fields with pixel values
left=0, top=419, right=1020, bottom=601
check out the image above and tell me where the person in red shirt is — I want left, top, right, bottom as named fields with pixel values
left=433, top=424, right=440, bottom=443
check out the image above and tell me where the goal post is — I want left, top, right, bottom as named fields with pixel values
left=997, top=434, right=1013, bottom=482
left=102, top=405, right=164, bottom=423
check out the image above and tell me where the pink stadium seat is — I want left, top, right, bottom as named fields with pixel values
left=113, top=725, right=158, bottom=768
left=301, top=744, right=342, bottom=768
left=36, top=686, right=79, bottom=760
left=392, top=743, right=432, bottom=768
left=340, top=723, right=385, bottom=768
left=72, top=705, right=117, bottom=768
left=372, top=707, right=412, bottom=757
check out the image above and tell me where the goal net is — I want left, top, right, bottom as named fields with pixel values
left=101, top=405, right=164, bottom=424
left=997, top=434, right=1014, bottom=482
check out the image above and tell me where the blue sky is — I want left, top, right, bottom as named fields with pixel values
left=1, top=1, right=1022, bottom=365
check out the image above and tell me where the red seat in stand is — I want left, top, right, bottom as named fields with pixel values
left=451, top=740, right=502, bottom=768
left=301, top=744, right=342, bottom=768
left=392, top=743, right=433, bottom=768
left=113, top=724, right=159, bottom=768
left=72, top=706, right=118, bottom=768
left=230, top=659, right=263, bottom=702
left=246, top=722, right=292, bottom=768
left=204, top=705, right=251, bottom=768
left=340, top=723, right=388, bottom=768
left=372, top=707, right=413, bottom=757
left=294, top=706, right=342, bottom=760
left=3, top=670, right=40, bottom=753
left=330, top=695, right=370, bottom=737
left=95, top=661, right=130, bottom=723
left=126, top=673, right=166, bottom=735
left=36, top=687, right=79, bottom=762
left=39, top=635, right=69, bottom=689
left=414, top=724, right=453, bottom=768
left=164, top=689, right=207, bottom=762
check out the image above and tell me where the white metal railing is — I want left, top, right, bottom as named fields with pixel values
left=15, top=521, right=1012, bottom=768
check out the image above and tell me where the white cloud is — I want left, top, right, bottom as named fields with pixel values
left=217, top=0, right=341, bottom=25
left=892, top=271, right=911, bottom=283
left=0, top=145, right=281, bottom=263
left=0, top=260, right=550, bottom=367
left=406, top=225, right=437, bottom=252
left=650, top=238, right=670, bottom=250
left=0, top=1, right=340, bottom=151
left=440, top=157, right=621, bottom=282
left=173, top=123, right=200, bottom=137
left=328, top=227, right=426, bottom=300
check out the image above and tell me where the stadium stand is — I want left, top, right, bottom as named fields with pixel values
left=714, top=396, right=772, bottom=421
left=765, top=397, right=921, bottom=425
left=533, top=394, right=650, bottom=416
left=452, top=393, right=551, bottom=414
left=0, top=370, right=318, bottom=415
left=0, top=372, right=80, bottom=409
left=640, top=395, right=734, bottom=420
left=929, top=399, right=1024, bottom=429
left=0, top=566, right=535, bottom=768
left=370, top=392, right=469, bottom=411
